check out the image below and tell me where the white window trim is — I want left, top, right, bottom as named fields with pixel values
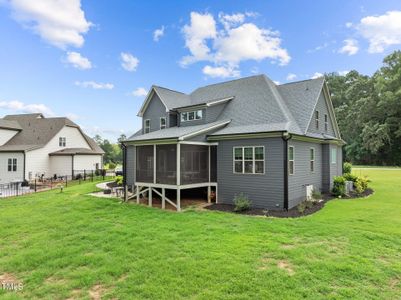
left=315, top=110, right=319, bottom=130
left=233, top=146, right=265, bottom=175
left=144, top=119, right=151, bottom=134
left=59, top=137, right=66, bottom=147
left=310, top=147, right=315, bottom=173
left=324, top=114, right=328, bottom=132
left=160, top=117, right=166, bottom=130
left=181, top=110, right=203, bottom=122
left=331, top=148, right=337, bottom=164
left=288, top=146, right=295, bottom=175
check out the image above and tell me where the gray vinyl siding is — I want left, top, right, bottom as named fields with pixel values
left=125, top=145, right=136, bottom=185
left=205, top=103, right=227, bottom=123
left=168, top=112, right=177, bottom=127
left=142, top=93, right=168, bottom=133
left=178, top=109, right=206, bottom=127
left=322, top=144, right=330, bottom=192
left=288, top=140, right=323, bottom=209
left=307, top=92, right=336, bottom=137
left=322, top=144, right=343, bottom=192
left=217, top=137, right=285, bottom=210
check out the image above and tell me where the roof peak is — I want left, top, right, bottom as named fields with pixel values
left=278, top=76, right=325, bottom=87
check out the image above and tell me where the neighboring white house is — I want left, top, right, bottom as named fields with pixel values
left=0, top=113, right=104, bottom=184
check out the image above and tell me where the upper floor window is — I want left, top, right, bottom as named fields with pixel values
left=59, top=137, right=66, bottom=147
left=8, top=158, right=17, bottom=172
left=331, top=148, right=337, bottom=164
left=233, top=146, right=264, bottom=174
left=324, top=114, right=328, bottom=132
left=315, top=110, right=319, bottom=130
left=181, top=110, right=203, bottom=122
left=310, top=148, right=315, bottom=172
left=144, top=119, right=151, bottom=133
left=288, top=146, right=295, bottom=175
left=160, top=117, right=166, bottom=130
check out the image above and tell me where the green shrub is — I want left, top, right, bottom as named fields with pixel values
left=332, top=176, right=346, bottom=197
left=233, top=193, right=252, bottom=212
left=343, top=172, right=358, bottom=182
left=355, top=176, right=369, bottom=194
left=312, top=190, right=322, bottom=200
left=115, top=176, right=124, bottom=186
left=343, top=162, right=352, bottom=174
left=108, top=162, right=116, bottom=170
left=297, top=201, right=307, bottom=214
left=305, top=200, right=315, bottom=209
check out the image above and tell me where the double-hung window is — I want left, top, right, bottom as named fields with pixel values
left=59, top=137, right=66, bottom=147
left=315, top=110, right=319, bottom=129
left=324, top=114, right=328, bottom=132
left=8, top=158, right=17, bottom=172
left=288, top=146, right=295, bottom=175
left=331, top=148, right=337, bottom=164
left=160, top=117, right=166, bottom=130
left=310, top=148, right=315, bottom=172
left=233, top=146, right=264, bottom=174
left=144, top=119, right=151, bottom=133
left=181, top=110, right=203, bottom=122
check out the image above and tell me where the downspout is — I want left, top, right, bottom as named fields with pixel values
left=282, top=132, right=292, bottom=210
left=71, top=155, right=75, bottom=178
left=23, top=151, right=26, bottom=181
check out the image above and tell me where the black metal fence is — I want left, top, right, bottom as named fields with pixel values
left=0, top=169, right=114, bottom=199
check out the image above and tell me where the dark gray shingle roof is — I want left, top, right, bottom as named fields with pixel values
left=0, top=119, right=22, bottom=130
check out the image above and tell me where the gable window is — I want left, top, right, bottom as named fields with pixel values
left=315, top=110, right=319, bottom=130
left=144, top=119, right=151, bottom=134
left=288, top=146, right=295, bottom=175
left=7, top=158, right=17, bottom=172
left=310, top=148, right=315, bottom=172
left=324, top=114, right=328, bottom=132
left=181, top=110, right=203, bottom=122
left=59, top=137, right=66, bottom=147
left=160, top=117, right=166, bottom=130
left=331, top=148, right=337, bottom=164
left=233, top=146, right=264, bottom=174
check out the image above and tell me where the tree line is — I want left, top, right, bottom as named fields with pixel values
left=326, top=50, right=401, bottom=166
left=93, top=134, right=126, bottom=166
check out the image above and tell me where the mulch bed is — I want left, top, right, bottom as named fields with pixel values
left=204, top=188, right=374, bottom=218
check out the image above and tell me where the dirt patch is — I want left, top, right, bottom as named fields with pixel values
left=205, top=189, right=374, bottom=218
left=45, top=276, right=67, bottom=285
left=277, top=260, right=295, bottom=276
left=389, top=277, right=400, bottom=290
left=0, top=273, right=19, bottom=282
left=281, top=244, right=296, bottom=250
left=66, top=289, right=82, bottom=300
left=258, top=257, right=272, bottom=271
left=89, top=284, right=107, bottom=300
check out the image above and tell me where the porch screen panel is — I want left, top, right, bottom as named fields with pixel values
left=136, top=145, right=154, bottom=183
left=156, top=144, right=176, bottom=185
left=180, top=144, right=209, bottom=185
left=210, top=146, right=217, bottom=182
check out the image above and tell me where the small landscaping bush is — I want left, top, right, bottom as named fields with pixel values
left=343, top=172, right=358, bottom=182
left=332, top=176, right=346, bottom=197
left=115, top=176, right=124, bottom=186
left=108, top=162, right=116, bottom=170
left=343, top=162, right=352, bottom=174
left=355, top=176, right=369, bottom=194
left=312, top=190, right=322, bottom=200
left=233, top=193, right=252, bottom=212
left=297, top=201, right=307, bottom=214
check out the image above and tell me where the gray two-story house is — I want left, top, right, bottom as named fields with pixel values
left=122, top=74, right=344, bottom=211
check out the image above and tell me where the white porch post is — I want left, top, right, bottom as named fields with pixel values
left=207, top=186, right=211, bottom=203
left=162, top=188, right=166, bottom=209
left=137, top=185, right=140, bottom=204
left=177, top=187, right=181, bottom=212
left=215, top=185, right=218, bottom=203
left=176, top=143, right=181, bottom=185
left=148, top=187, right=152, bottom=207
left=208, top=145, right=211, bottom=182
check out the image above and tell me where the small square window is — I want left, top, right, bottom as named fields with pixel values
left=144, top=119, right=151, bottom=133
left=331, top=148, right=337, bottom=164
left=59, top=137, right=66, bottom=147
left=160, top=117, right=166, bottom=129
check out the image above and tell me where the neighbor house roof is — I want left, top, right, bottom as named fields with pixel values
left=0, top=114, right=104, bottom=154
left=126, top=120, right=231, bottom=142
left=49, top=148, right=102, bottom=156
left=0, top=119, right=22, bottom=130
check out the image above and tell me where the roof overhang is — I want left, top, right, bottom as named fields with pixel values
left=137, top=87, right=169, bottom=117
left=173, top=96, right=234, bottom=112
left=207, top=131, right=285, bottom=141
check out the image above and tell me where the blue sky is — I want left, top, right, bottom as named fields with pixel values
left=1, top=0, right=401, bottom=141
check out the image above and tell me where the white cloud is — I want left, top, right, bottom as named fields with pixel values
left=311, top=72, right=324, bottom=79
left=286, top=73, right=297, bottom=81
left=180, top=11, right=290, bottom=78
left=0, top=100, right=54, bottom=116
left=8, top=0, right=92, bottom=49
left=120, top=52, right=139, bottom=72
left=66, top=51, right=92, bottom=70
left=202, top=65, right=240, bottom=78
left=153, top=26, right=165, bottom=42
left=357, top=11, right=401, bottom=53
left=75, top=81, right=114, bottom=90
left=338, top=70, right=350, bottom=76
left=345, top=22, right=353, bottom=28
left=339, top=39, right=359, bottom=55
left=131, top=87, right=148, bottom=97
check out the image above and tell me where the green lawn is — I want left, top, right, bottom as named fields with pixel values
left=0, top=169, right=400, bottom=299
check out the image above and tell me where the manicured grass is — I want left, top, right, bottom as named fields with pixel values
left=0, top=170, right=400, bottom=299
